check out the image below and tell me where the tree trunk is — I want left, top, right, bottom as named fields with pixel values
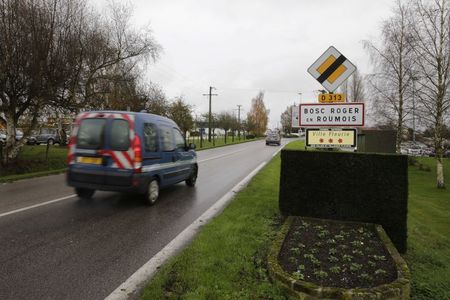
left=436, top=155, right=445, bottom=189
left=2, top=112, right=23, bottom=165
left=435, top=117, right=445, bottom=189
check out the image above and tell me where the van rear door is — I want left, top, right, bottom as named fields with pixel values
left=70, top=117, right=107, bottom=185
left=69, top=112, right=136, bottom=187
left=103, top=116, right=135, bottom=186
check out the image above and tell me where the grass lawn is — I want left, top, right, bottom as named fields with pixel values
left=0, top=145, right=68, bottom=182
left=406, top=157, right=450, bottom=299
left=142, top=141, right=450, bottom=299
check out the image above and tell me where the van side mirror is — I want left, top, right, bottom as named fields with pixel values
left=188, top=143, right=196, bottom=150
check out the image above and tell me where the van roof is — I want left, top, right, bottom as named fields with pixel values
left=79, top=110, right=177, bottom=126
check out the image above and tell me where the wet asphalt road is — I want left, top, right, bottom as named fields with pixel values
left=0, top=139, right=291, bottom=299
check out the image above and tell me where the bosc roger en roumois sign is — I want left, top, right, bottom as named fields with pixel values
left=299, top=103, right=364, bottom=127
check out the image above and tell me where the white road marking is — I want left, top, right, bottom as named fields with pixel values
left=197, top=147, right=249, bottom=163
left=105, top=160, right=268, bottom=300
left=0, top=194, right=77, bottom=218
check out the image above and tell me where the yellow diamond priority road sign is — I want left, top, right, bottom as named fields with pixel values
left=308, top=46, right=356, bottom=93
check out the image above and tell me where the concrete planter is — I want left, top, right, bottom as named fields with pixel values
left=268, top=217, right=411, bottom=299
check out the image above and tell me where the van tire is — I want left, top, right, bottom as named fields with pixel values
left=75, top=188, right=95, bottom=199
left=48, top=138, right=54, bottom=145
left=145, top=179, right=159, bottom=205
left=186, top=165, right=198, bottom=187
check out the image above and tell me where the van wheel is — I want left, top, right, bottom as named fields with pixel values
left=75, top=188, right=95, bottom=199
left=145, top=179, right=159, bottom=205
left=186, top=165, right=198, bottom=187
left=47, top=139, right=54, bottom=145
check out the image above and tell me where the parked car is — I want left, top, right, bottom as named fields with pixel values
left=266, top=131, right=281, bottom=146
left=66, top=110, right=198, bottom=205
left=35, top=128, right=61, bottom=145
left=0, top=129, right=25, bottom=145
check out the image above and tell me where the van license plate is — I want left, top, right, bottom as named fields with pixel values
left=77, top=156, right=102, bottom=164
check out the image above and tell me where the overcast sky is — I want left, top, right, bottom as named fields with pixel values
left=96, top=0, right=394, bottom=128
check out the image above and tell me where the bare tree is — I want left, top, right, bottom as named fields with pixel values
left=363, top=0, right=414, bottom=152
left=280, top=105, right=293, bottom=135
left=217, top=111, right=234, bottom=144
left=168, top=96, right=193, bottom=138
left=143, top=83, right=169, bottom=116
left=0, top=0, right=161, bottom=165
left=339, top=69, right=366, bottom=102
left=349, top=70, right=366, bottom=102
left=247, top=91, right=269, bottom=137
left=409, top=0, right=450, bottom=188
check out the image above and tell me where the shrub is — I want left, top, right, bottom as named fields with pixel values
left=279, top=150, right=408, bottom=253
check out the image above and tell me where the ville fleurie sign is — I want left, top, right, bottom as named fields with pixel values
left=306, top=128, right=357, bottom=148
left=299, top=103, right=364, bottom=127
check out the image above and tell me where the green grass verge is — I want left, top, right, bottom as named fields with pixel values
left=406, top=157, right=450, bottom=300
left=0, top=145, right=68, bottom=182
left=141, top=141, right=450, bottom=300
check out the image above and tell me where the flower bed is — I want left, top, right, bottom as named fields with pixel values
left=268, top=217, right=410, bottom=299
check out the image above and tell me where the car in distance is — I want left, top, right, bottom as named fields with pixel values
left=266, top=130, right=281, bottom=146
left=66, top=110, right=198, bottom=205
left=34, top=128, right=61, bottom=145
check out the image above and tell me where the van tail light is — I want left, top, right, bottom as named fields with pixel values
left=133, top=135, right=142, bottom=173
left=67, top=136, right=76, bottom=165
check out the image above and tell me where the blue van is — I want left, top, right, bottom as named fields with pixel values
left=66, top=111, right=198, bottom=205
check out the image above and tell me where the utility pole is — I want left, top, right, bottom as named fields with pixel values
left=237, top=104, right=242, bottom=140
left=203, top=86, right=218, bottom=142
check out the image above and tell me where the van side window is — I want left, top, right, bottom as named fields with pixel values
left=144, top=123, right=158, bottom=152
left=161, top=125, right=175, bottom=151
left=110, top=119, right=130, bottom=151
left=173, top=128, right=186, bottom=150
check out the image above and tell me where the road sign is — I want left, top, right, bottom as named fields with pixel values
left=306, top=128, right=357, bottom=148
left=308, top=46, right=356, bottom=93
left=291, top=106, right=299, bottom=128
left=299, top=103, right=364, bottom=127
left=318, top=93, right=346, bottom=103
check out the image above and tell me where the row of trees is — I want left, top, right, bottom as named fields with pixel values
left=365, top=0, right=450, bottom=188
left=192, top=91, right=269, bottom=142
left=0, top=0, right=270, bottom=166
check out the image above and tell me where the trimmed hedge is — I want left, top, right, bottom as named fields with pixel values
left=279, top=150, right=408, bottom=253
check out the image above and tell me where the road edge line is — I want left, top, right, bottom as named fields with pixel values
left=105, top=160, right=269, bottom=300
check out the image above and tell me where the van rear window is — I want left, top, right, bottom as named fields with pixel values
left=77, top=118, right=105, bottom=149
left=110, top=119, right=130, bottom=150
